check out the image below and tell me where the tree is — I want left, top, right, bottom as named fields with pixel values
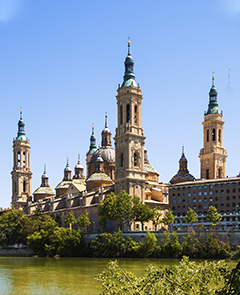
left=161, top=209, right=175, bottom=229
left=98, top=191, right=133, bottom=230
left=152, top=206, right=162, bottom=231
left=96, top=256, right=230, bottom=294
left=78, top=210, right=91, bottom=229
left=183, top=207, right=198, bottom=226
left=64, top=211, right=77, bottom=229
left=131, top=202, right=154, bottom=231
left=206, top=206, right=222, bottom=225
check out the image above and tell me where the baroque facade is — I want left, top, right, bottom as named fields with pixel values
left=11, top=41, right=168, bottom=231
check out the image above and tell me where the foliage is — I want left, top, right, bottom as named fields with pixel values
left=152, top=206, right=162, bottom=231
left=77, top=210, right=91, bottom=229
left=134, top=230, right=161, bottom=257
left=96, top=256, right=229, bottom=295
left=64, top=211, right=77, bottom=228
left=206, top=206, right=222, bottom=225
left=181, top=230, right=201, bottom=257
left=131, top=202, right=154, bottom=231
left=161, top=209, right=175, bottom=228
left=183, top=207, right=198, bottom=226
left=98, top=191, right=133, bottom=230
left=162, top=231, right=182, bottom=257
left=92, top=231, right=136, bottom=257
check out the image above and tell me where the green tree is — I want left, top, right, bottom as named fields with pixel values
left=135, top=231, right=161, bottom=257
left=152, top=206, right=162, bottom=231
left=206, top=206, right=222, bottom=225
left=131, top=202, right=154, bottom=231
left=96, top=256, right=229, bottom=294
left=162, top=230, right=182, bottom=257
left=98, top=191, right=133, bottom=230
left=64, top=211, right=77, bottom=229
left=183, top=207, right=198, bottom=226
left=161, top=209, right=175, bottom=230
left=78, top=210, right=91, bottom=229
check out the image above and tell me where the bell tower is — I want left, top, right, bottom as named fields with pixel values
left=114, top=41, right=146, bottom=200
left=199, top=75, right=227, bottom=179
left=11, top=110, right=33, bottom=209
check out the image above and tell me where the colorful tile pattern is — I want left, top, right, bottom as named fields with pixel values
left=87, top=173, right=112, bottom=182
left=170, top=173, right=195, bottom=182
left=33, top=187, right=55, bottom=195
left=144, top=164, right=157, bottom=173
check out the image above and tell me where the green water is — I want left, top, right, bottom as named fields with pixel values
left=0, top=257, right=237, bottom=295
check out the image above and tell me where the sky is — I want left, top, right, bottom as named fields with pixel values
left=1, top=0, right=240, bottom=209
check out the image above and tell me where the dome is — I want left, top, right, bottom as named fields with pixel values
left=170, top=172, right=195, bottom=184
left=33, top=187, right=55, bottom=195
left=209, top=86, right=218, bottom=96
left=144, top=163, right=158, bottom=174
left=90, top=147, right=115, bottom=164
left=87, top=173, right=113, bottom=182
left=102, top=127, right=111, bottom=134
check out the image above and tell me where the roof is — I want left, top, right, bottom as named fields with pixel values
left=170, top=176, right=240, bottom=187
left=56, top=179, right=86, bottom=189
left=170, top=172, right=195, bottom=183
left=144, top=163, right=158, bottom=173
left=33, top=187, right=55, bottom=195
left=145, top=188, right=151, bottom=193
left=90, top=146, right=115, bottom=164
left=87, top=173, right=113, bottom=182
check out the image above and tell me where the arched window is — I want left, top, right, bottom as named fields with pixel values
left=212, top=128, right=216, bottom=141
left=23, top=152, right=26, bottom=167
left=134, top=153, right=138, bottom=166
left=206, top=169, right=209, bottom=179
left=120, top=105, right=123, bottom=125
left=126, top=104, right=130, bottom=123
left=23, top=180, right=26, bottom=193
left=218, top=129, right=221, bottom=143
left=207, top=130, right=209, bottom=142
left=134, top=105, right=138, bottom=124
left=217, top=169, right=221, bottom=178
left=120, top=153, right=124, bottom=167
left=18, top=152, right=20, bottom=166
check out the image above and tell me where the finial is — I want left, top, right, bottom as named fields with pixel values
left=182, top=146, right=185, bottom=155
left=105, top=112, right=108, bottom=128
left=44, top=164, right=46, bottom=174
left=92, top=124, right=94, bottom=135
left=228, top=68, right=231, bottom=84
left=212, top=71, right=215, bottom=86
left=128, top=37, right=131, bottom=55
left=20, top=109, right=22, bottom=120
left=78, top=154, right=81, bottom=164
left=66, top=157, right=69, bottom=167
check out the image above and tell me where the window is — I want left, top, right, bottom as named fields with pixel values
left=172, top=194, right=175, bottom=198
left=134, top=153, right=137, bottom=166
left=221, top=184, right=224, bottom=187
left=198, top=198, right=202, bottom=202
left=220, top=196, right=224, bottom=201
left=233, top=196, right=236, bottom=200
left=172, top=200, right=175, bottom=204
left=221, top=203, right=224, bottom=208
left=193, top=198, right=196, bottom=203
left=212, top=128, right=216, bottom=141
left=206, top=169, right=209, bottom=179
left=18, top=152, right=20, bottom=166
left=204, top=185, right=207, bottom=189
left=218, top=129, right=221, bottom=143
left=120, top=153, right=124, bottom=167
left=193, top=186, right=196, bottom=190
left=193, top=206, right=196, bottom=210
left=215, top=190, right=218, bottom=194
left=198, top=191, right=202, bottom=196
left=188, top=192, right=191, bottom=197
left=209, top=191, right=213, bottom=195
left=177, top=188, right=180, bottom=191
left=177, top=206, right=180, bottom=210
left=227, top=196, right=230, bottom=200
left=183, top=193, right=185, bottom=197
left=198, top=205, right=202, bottom=209
left=215, top=204, right=218, bottom=208
left=232, top=203, right=236, bottom=207
left=182, top=199, right=186, bottom=204
left=177, top=193, right=180, bottom=197
left=23, top=180, right=26, bottom=192
left=203, top=204, right=207, bottom=209
left=23, top=152, right=26, bottom=167
left=204, top=198, right=207, bottom=202
left=172, top=206, right=175, bottom=211
left=134, top=105, right=138, bottom=124
left=215, top=184, right=218, bottom=188
left=198, top=186, right=202, bottom=189
left=209, top=198, right=213, bottom=202
left=232, top=183, right=236, bottom=187
left=227, top=203, right=230, bottom=208
left=188, top=199, right=191, bottom=203
left=227, top=189, right=230, bottom=193
left=193, top=192, right=196, bottom=196
left=177, top=200, right=181, bottom=204
left=204, top=191, right=207, bottom=195
left=207, top=130, right=209, bottom=142
left=182, top=206, right=186, bottom=210
left=221, top=189, right=224, bottom=194
left=210, top=185, right=213, bottom=188
left=126, top=104, right=130, bottom=123
left=215, top=197, right=218, bottom=201
left=233, top=189, right=236, bottom=193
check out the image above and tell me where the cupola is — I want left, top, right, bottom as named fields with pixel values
left=73, top=154, right=84, bottom=179
left=63, top=158, right=72, bottom=181
left=121, top=41, right=137, bottom=88
left=101, top=114, right=112, bottom=147
left=16, top=110, right=27, bottom=141
left=207, top=75, right=220, bottom=115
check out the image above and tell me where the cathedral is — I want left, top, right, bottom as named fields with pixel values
left=10, top=41, right=169, bottom=231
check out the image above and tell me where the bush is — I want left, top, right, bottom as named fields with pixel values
left=162, top=231, right=182, bottom=257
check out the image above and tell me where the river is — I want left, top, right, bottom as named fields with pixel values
left=0, top=257, right=237, bottom=295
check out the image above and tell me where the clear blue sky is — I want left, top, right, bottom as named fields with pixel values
left=1, top=0, right=240, bottom=209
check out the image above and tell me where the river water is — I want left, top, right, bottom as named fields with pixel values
left=0, top=257, right=237, bottom=295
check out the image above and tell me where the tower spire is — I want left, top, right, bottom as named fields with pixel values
left=121, top=40, right=137, bottom=88
left=16, top=109, right=27, bottom=141
left=105, top=113, right=108, bottom=128
left=207, top=73, right=220, bottom=115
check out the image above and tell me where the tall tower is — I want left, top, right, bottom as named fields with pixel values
left=11, top=110, right=33, bottom=209
left=114, top=41, right=146, bottom=200
left=199, top=75, right=227, bottom=179
left=86, top=126, right=97, bottom=178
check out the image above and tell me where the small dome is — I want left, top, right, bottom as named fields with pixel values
left=144, top=163, right=158, bottom=174
left=87, top=173, right=113, bottom=182
left=90, top=147, right=115, bottom=164
left=33, top=187, right=55, bottom=195
left=170, top=172, right=195, bottom=184
left=209, top=86, right=218, bottom=96
left=95, top=154, right=104, bottom=162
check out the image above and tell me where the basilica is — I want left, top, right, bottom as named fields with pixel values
left=10, top=41, right=169, bottom=231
